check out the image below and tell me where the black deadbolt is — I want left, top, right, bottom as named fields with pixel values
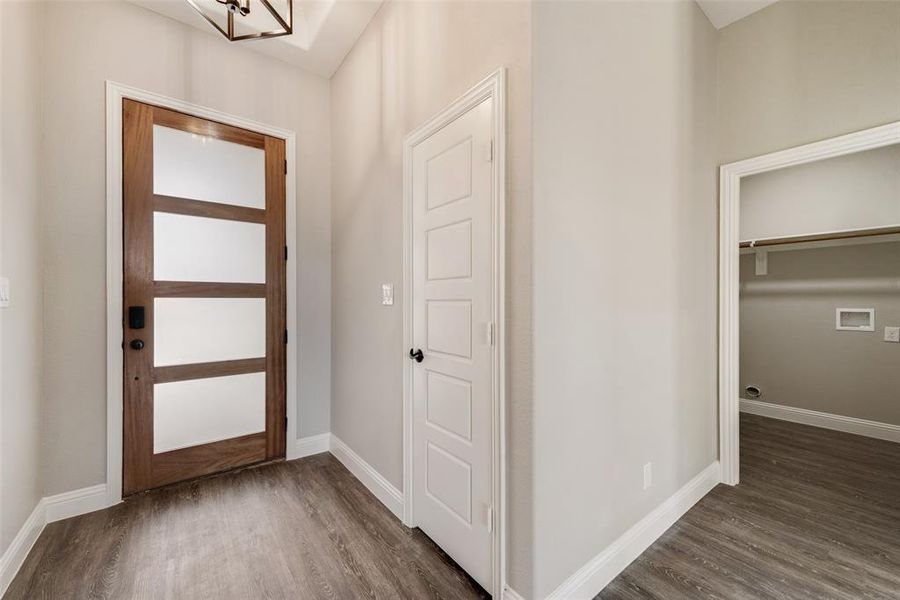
left=409, top=348, right=424, bottom=363
left=130, top=339, right=145, bottom=350
left=128, top=306, right=145, bottom=329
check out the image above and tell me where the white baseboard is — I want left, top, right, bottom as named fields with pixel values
left=329, top=434, right=404, bottom=520
left=502, top=585, right=526, bottom=600
left=546, top=461, right=721, bottom=600
left=44, top=484, right=109, bottom=523
left=289, top=433, right=331, bottom=460
left=740, top=398, right=900, bottom=443
left=0, top=483, right=110, bottom=596
left=0, top=501, right=45, bottom=597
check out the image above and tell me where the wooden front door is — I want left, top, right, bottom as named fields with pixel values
left=122, top=99, right=286, bottom=495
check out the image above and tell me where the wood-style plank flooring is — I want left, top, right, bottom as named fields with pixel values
left=5, top=453, right=488, bottom=600
left=9, top=415, right=899, bottom=599
left=599, top=413, right=900, bottom=599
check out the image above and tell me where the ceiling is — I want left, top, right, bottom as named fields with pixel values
left=695, top=0, right=779, bottom=29
left=133, top=0, right=777, bottom=76
left=129, top=0, right=382, bottom=77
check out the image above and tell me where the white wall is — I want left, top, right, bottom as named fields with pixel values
left=740, top=144, right=900, bottom=241
left=532, top=1, right=719, bottom=596
left=0, top=0, right=45, bottom=555
left=329, top=0, right=533, bottom=593
left=39, top=1, right=332, bottom=496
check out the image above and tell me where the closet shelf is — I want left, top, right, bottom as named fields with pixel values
left=739, top=225, right=900, bottom=249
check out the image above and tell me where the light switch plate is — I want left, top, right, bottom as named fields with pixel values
left=381, top=283, right=394, bottom=306
left=885, top=326, right=900, bottom=343
left=0, top=277, right=9, bottom=308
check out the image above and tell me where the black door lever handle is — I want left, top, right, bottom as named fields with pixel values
left=409, top=348, right=424, bottom=363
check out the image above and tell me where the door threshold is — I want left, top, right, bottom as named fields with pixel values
left=123, top=456, right=285, bottom=498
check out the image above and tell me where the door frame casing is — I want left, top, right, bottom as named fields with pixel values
left=105, top=81, right=299, bottom=506
left=401, top=68, right=507, bottom=598
left=718, top=120, right=900, bottom=486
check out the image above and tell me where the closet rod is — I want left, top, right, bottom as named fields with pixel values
left=739, top=225, right=900, bottom=249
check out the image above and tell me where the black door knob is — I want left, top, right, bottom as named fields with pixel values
left=409, top=348, right=424, bottom=363
left=130, top=339, right=145, bottom=350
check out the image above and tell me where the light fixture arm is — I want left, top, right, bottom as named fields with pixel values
left=186, top=0, right=292, bottom=42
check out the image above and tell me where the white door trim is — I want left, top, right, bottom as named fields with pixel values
left=718, top=120, right=900, bottom=485
left=105, top=81, right=299, bottom=506
left=402, top=68, right=506, bottom=598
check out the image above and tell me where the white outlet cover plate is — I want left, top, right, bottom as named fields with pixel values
left=381, top=283, right=394, bottom=306
left=0, top=277, right=9, bottom=308
left=885, top=326, right=900, bottom=343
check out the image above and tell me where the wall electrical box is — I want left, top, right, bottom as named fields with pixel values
left=835, top=308, right=875, bottom=332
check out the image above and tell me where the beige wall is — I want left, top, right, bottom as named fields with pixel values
left=531, top=1, right=718, bottom=596
left=39, top=1, right=332, bottom=495
left=741, top=145, right=900, bottom=241
left=329, top=0, right=533, bottom=593
left=718, top=0, right=900, bottom=164
left=0, top=0, right=45, bottom=555
left=740, top=142, right=900, bottom=426
left=741, top=243, right=900, bottom=424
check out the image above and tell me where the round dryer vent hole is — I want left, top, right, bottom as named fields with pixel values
left=745, top=385, right=761, bottom=399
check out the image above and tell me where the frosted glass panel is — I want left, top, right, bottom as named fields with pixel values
left=154, top=212, right=265, bottom=283
left=154, top=372, right=265, bottom=453
left=154, top=298, right=265, bottom=366
left=153, top=124, right=265, bottom=209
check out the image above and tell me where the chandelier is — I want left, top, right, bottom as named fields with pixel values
left=186, top=0, right=293, bottom=42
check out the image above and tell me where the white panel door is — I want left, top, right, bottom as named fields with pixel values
left=411, top=97, right=494, bottom=591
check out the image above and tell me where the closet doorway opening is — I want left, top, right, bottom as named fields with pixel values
left=718, top=121, right=900, bottom=485
left=717, top=122, right=900, bottom=595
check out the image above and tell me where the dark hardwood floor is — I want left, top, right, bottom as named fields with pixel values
left=9, top=415, right=899, bottom=599
left=5, top=453, right=488, bottom=600
left=599, top=413, right=900, bottom=599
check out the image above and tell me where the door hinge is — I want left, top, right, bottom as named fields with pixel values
left=284, top=245, right=288, bottom=261
left=284, top=329, right=288, bottom=344
left=487, top=507, right=494, bottom=533
left=484, top=140, right=494, bottom=163
left=485, top=321, right=494, bottom=346
left=284, top=159, right=287, bottom=174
